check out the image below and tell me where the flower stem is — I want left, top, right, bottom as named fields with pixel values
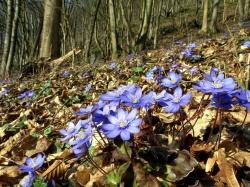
left=124, top=143, right=132, bottom=162
left=215, top=109, right=223, bottom=150
left=232, top=108, right=248, bottom=141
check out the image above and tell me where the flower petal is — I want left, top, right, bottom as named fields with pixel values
left=120, top=130, right=130, bottom=141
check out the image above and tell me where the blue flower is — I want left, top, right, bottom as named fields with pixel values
left=102, top=108, right=142, bottom=141
left=84, top=83, right=92, bottom=93
left=75, top=105, right=97, bottom=116
left=162, top=87, right=192, bottom=113
left=243, top=41, right=250, bottom=48
left=161, top=72, right=182, bottom=88
left=108, top=61, right=117, bottom=69
left=145, top=70, right=154, bottom=81
left=189, top=67, right=198, bottom=74
left=193, top=68, right=236, bottom=94
left=182, top=49, right=194, bottom=58
left=93, top=102, right=117, bottom=124
left=100, top=84, right=137, bottom=102
left=187, top=43, right=196, bottom=49
left=211, top=93, right=233, bottom=109
left=19, top=153, right=45, bottom=174
left=63, top=71, right=71, bottom=77
left=0, top=87, right=9, bottom=97
left=59, top=121, right=83, bottom=141
left=18, top=90, right=35, bottom=99
left=120, top=86, right=155, bottom=108
left=68, top=123, right=92, bottom=157
left=235, top=89, right=250, bottom=110
left=19, top=173, right=35, bottom=187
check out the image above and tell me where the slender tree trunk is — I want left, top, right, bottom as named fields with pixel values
left=85, top=0, right=101, bottom=62
left=238, top=0, right=244, bottom=22
left=154, top=0, right=163, bottom=49
left=5, top=0, right=20, bottom=74
left=39, top=0, right=62, bottom=59
left=1, top=0, right=13, bottom=77
left=201, top=0, right=209, bottom=33
left=137, top=0, right=153, bottom=50
left=108, top=0, right=118, bottom=59
left=245, top=0, right=250, bottom=19
left=210, top=0, right=220, bottom=33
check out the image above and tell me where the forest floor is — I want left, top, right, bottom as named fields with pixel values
left=1, top=27, right=250, bottom=187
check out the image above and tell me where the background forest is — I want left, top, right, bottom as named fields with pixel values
left=0, top=0, right=248, bottom=77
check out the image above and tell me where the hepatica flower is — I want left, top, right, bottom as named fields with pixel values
left=108, top=61, right=117, bottom=69
left=59, top=120, right=83, bottom=141
left=18, top=90, right=35, bottom=99
left=145, top=70, right=154, bottom=81
left=211, top=93, right=233, bottom=110
left=235, top=89, right=250, bottom=110
left=120, top=86, right=154, bottom=108
left=187, top=42, right=196, bottom=49
left=161, top=72, right=182, bottom=88
left=193, top=68, right=236, bottom=94
left=68, top=126, right=92, bottom=157
left=163, top=87, right=192, bottom=113
left=19, top=153, right=45, bottom=174
left=242, top=41, right=250, bottom=48
left=102, top=108, right=142, bottom=141
left=0, top=87, right=9, bottom=97
left=75, top=105, right=97, bottom=116
left=19, top=153, right=45, bottom=187
left=100, top=84, right=136, bottom=102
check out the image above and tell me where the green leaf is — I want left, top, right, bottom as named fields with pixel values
left=32, top=176, right=47, bottom=187
left=106, top=171, right=121, bottom=185
left=132, top=66, right=144, bottom=73
left=119, top=143, right=132, bottom=157
left=43, top=126, right=52, bottom=137
left=31, top=131, right=41, bottom=138
left=128, top=76, right=140, bottom=82
left=106, top=162, right=131, bottom=185
left=117, top=162, right=131, bottom=176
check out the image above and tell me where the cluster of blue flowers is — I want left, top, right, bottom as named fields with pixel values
left=58, top=68, right=194, bottom=159
left=181, top=42, right=199, bottom=60
left=145, top=66, right=164, bottom=81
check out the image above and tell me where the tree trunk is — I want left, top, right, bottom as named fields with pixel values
left=201, top=0, right=209, bottom=33
left=39, top=0, right=62, bottom=59
left=85, top=0, right=101, bottom=62
left=137, top=0, right=153, bottom=50
left=238, top=0, right=244, bottom=22
left=153, top=0, right=163, bottom=49
left=108, top=0, right=118, bottom=59
left=209, top=0, right=220, bottom=33
left=6, top=0, right=20, bottom=74
left=1, top=0, right=13, bottom=77
left=245, top=0, right=250, bottom=19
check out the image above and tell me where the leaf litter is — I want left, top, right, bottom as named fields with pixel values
left=0, top=32, right=250, bottom=186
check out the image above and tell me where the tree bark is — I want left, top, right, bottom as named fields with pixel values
left=108, top=0, right=118, bottom=59
left=245, top=0, right=250, bottom=19
left=238, top=0, right=244, bottom=22
left=137, top=0, right=153, bottom=50
left=201, top=0, right=209, bottom=33
left=39, top=0, right=62, bottom=59
left=153, top=0, right=163, bottom=49
left=1, top=0, right=13, bottom=77
left=6, top=0, right=20, bottom=74
left=209, top=0, right=220, bottom=33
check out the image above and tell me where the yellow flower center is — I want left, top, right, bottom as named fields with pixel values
left=173, top=97, right=180, bottom=103
left=213, top=82, right=222, bottom=89
left=119, top=120, right=126, bottom=128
